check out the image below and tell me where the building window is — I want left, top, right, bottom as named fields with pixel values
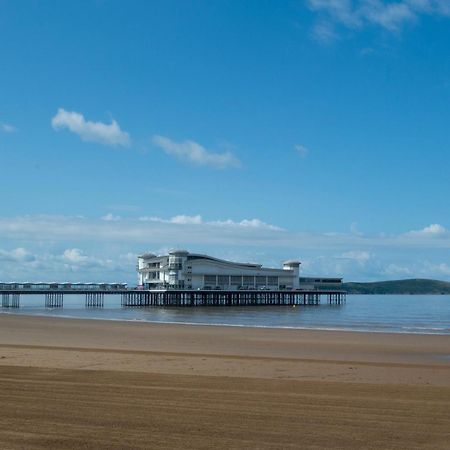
left=243, top=276, right=254, bottom=286
left=267, top=276, right=278, bottom=285
left=204, top=275, right=216, bottom=285
left=256, top=276, right=266, bottom=285
left=230, top=276, right=242, bottom=285
left=218, top=275, right=229, bottom=285
left=168, top=255, right=183, bottom=270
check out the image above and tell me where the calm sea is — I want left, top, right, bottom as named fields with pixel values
left=1, top=294, right=449, bottom=335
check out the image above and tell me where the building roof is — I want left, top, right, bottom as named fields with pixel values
left=139, top=252, right=157, bottom=259
left=187, top=253, right=262, bottom=269
left=283, top=260, right=301, bottom=266
left=137, top=250, right=301, bottom=272
left=169, top=249, right=189, bottom=256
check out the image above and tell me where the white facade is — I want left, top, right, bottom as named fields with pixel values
left=137, top=250, right=300, bottom=290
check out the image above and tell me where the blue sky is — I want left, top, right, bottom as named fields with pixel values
left=1, top=0, right=450, bottom=284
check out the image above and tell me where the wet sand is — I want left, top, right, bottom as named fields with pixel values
left=0, top=314, right=449, bottom=449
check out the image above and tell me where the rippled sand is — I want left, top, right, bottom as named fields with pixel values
left=0, top=315, right=449, bottom=449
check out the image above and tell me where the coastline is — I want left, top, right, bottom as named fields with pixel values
left=1, top=293, right=449, bottom=336
left=0, top=314, right=449, bottom=448
left=0, top=308, right=450, bottom=336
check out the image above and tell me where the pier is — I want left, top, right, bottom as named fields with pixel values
left=0, top=286, right=346, bottom=309
left=120, top=290, right=345, bottom=307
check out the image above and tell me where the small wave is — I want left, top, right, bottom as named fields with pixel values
left=2, top=310, right=449, bottom=335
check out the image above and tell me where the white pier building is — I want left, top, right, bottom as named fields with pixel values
left=137, top=250, right=301, bottom=290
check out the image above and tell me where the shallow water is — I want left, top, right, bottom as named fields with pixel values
left=2, top=294, right=449, bottom=335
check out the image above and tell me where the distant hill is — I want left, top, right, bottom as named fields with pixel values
left=341, top=279, right=450, bottom=295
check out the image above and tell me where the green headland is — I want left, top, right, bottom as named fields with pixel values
left=339, top=279, right=450, bottom=295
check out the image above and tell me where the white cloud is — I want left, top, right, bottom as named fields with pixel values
left=406, top=0, right=450, bottom=15
left=139, top=214, right=203, bottom=224
left=311, top=21, right=339, bottom=43
left=63, top=248, right=89, bottom=264
left=168, top=214, right=203, bottom=225
left=383, top=263, right=414, bottom=276
left=0, top=245, right=135, bottom=283
left=431, top=262, right=450, bottom=276
left=120, top=252, right=138, bottom=263
left=0, top=123, right=17, bottom=133
left=139, top=214, right=203, bottom=225
left=308, top=0, right=450, bottom=40
left=0, top=247, right=35, bottom=262
left=407, top=223, right=447, bottom=237
left=362, top=1, right=417, bottom=31
left=420, top=223, right=446, bottom=235
left=350, top=222, right=363, bottom=236
left=152, top=135, right=241, bottom=169
left=210, top=218, right=284, bottom=231
left=102, top=213, right=121, bottom=222
left=384, top=260, right=450, bottom=278
left=308, top=0, right=363, bottom=30
left=341, top=250, right=371, bottom=263
left=139, top=214, right=283, bottom=230
left=51, top=108, right=130, bottom=147
left=294, top=144, right=310, bottom=158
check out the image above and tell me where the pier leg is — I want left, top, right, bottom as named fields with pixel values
left=45, top=293, right=63, bottom=308
left=121, top=292, right=149, bottom=307
left=86, top=293, right=104, bottom=308
left=116, top=289, right=345, bottom=309
left=2, top=293, right=20, bottom=308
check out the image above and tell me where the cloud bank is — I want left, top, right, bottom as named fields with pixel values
left=0, top=215, right=448, bottom=249
left=0, top=215, right=449, bottom=283
left=51, top=108, right=130, bottom=147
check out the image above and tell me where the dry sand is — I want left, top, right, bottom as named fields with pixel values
left=0, top=314, right=449, bottom=449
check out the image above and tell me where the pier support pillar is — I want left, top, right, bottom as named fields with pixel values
left=121, top=292, right=147, bottom=307
left=86, top=292, right=104, bottom=307
left=45, top=293, right=63, bottom=308
left=1, top=293, right=20, bottom=308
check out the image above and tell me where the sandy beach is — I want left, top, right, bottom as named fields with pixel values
left=0, top=314, right=449, bottom=449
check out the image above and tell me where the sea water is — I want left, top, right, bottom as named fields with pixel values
left=1, top=294, right=449, bottom=335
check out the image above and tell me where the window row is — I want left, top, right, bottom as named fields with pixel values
left=203, top=275, right=279, bottom=286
